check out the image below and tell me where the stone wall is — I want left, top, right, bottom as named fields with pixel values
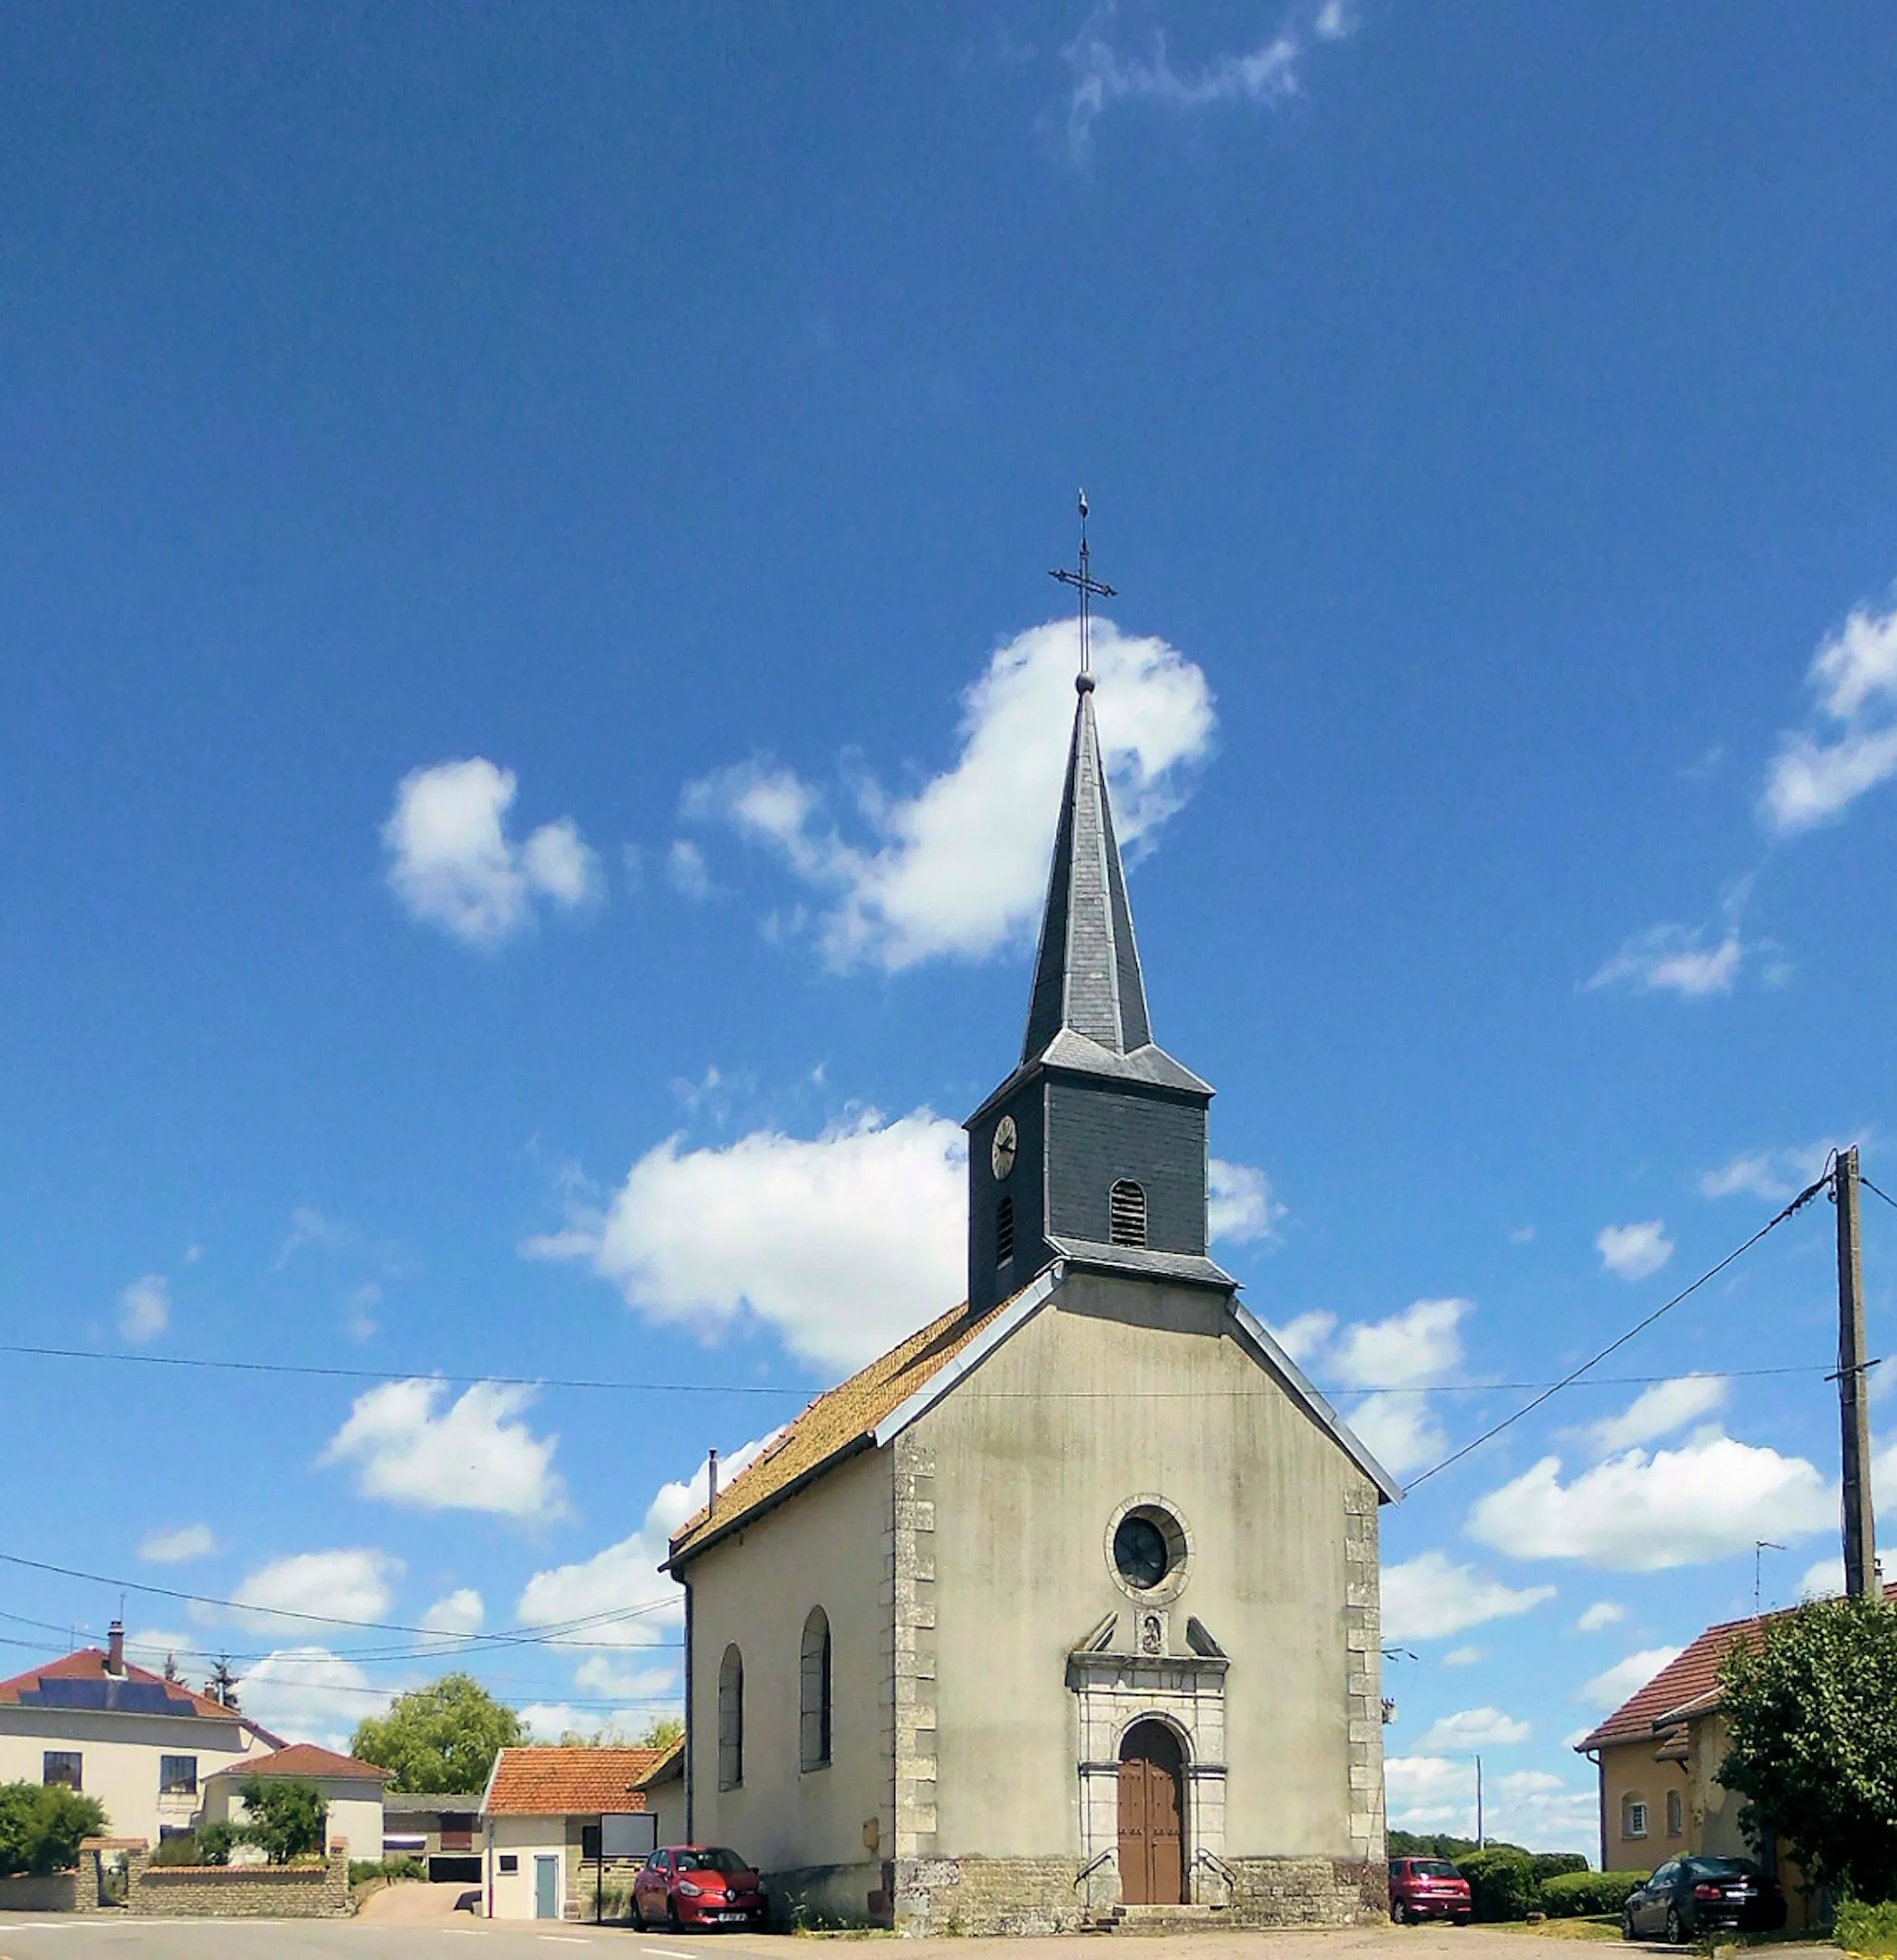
left=892, top=1853, right=1091, bottom=1935
left=1342, top=1473, right=1386, bottom=1874
left=1223, top=1854, right=1383, bottom=1927
left=765, top=1856, right=886, bottom=1929
left=123, top=1840, right=351, bottom=1917
left=884, top=1430, right=937, bottom=1867
left=0, top=1870, right=79, bottom=1912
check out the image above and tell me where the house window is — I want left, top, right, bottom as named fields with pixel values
left=1667, top=1789, right=1684, bottom=1837
left=1624, top=1796, right=1649, bottom=1840
left=43, top=1751, right=82, bottom=1791
left=1109, top=1179, right=1147, bottom=1248
left=800, top=1606, right=832, bottom=1771
left=995, top=1195, right=1014, bottom=1266
left=159, top=1755, right=197, bottom=1795
left=717, top=1643, right=744, bottom=1790
left=581, top=1824, right=602, bottom=1860
left=500, top=1853, right=519, bottom=1876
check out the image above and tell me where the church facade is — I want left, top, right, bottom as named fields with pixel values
left=666, top=662, right=1397, bottom=1935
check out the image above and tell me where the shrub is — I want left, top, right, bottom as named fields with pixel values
left=1458, top=1847, right=1540, bottom=1922
left=1834, top=1898, right=1897, bottom=1954
left=148, top=1821, right=236, bottom=1868
left=0, top=1782, right=108, bottom=1877
left=1531, top=1853, right=1590, bottom=1884
left=349, top=1854, right=425, bottom=1886
left=1541, top=1871, right=1647, bottom=1918
left=237, top=1777, right=326, bottom=1864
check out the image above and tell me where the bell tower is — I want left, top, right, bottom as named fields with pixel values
left=964, top=503, right=1228, bottom=1315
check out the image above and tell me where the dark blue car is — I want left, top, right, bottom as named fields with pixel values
left=1621, top=1856, right=1787, bottom=1943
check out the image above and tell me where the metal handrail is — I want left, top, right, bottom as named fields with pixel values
left=1073, top=1850, right=1116, bottom=1892
left=1191, top=1846, right=1238, bottom=1888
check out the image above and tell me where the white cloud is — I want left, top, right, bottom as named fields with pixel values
left=1764, top=601, right=1897, bottom=831
left=1466, top=1435, right=1835, bottom=1570
left=1700, top=1152, right=1794, bottom=1202
left=1575, top=1600, right=1626, bottom=1634
left=1415, top=1706, right=1531, bottom=1751
left=1331, top=1297, right=1469, bottom=1390
left=1063, top=1, right=1352, bottom=158
left=1346, top=1393, right=1446, bottom=1477
left=319, top=1380, right=566, bottom=1520
left=526, top=1109, right=967, bottom=1372
left=1575, top=1646, right=1684, bottom=1711
left=344, top=1282, right=381, bottom=1343
left=118, top=1273, right=169, bottom=1343
left=1489, top=1773, right=1601, bottom=1849
left=667, top=838, right=713, bottom=901
left=138, top=1523, right=217, bottom=1565
left=1385, top=1755, right=1477, bottom=1831
left=1595, top=1220, right=1674, bottom=1282
left=1587, top=1377, right=1725, bottom=1454
left=1382, top=1551, right=1556, bottom=1642
left=382, top=757, right=601, bottom=946
left=274, top=1204, right=348, bottom=1268
left=225, top=1549, right=404, bottom=1633
left=1266, top=1310, right=1335, bottom=1366
left=517, top=1436, right=778, bottom=1654
left=1207, top=1159, right=1284, bottom=1245
left=572, top=1655, right=677, bottom=1701
left=1441, top=1646, right=1486, bottom=1668
left=685, top=619, right=1213, bottom=972
left=1799, top=1556, right=1843, bottom=1599
left=1588, top=923, right=1743, bottom=997
left=239, top=1647, right=386, bottom=1753
left=420, top=1588, right=485, bottom=1642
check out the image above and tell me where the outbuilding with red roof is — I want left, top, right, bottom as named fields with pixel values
left=200, top=1740, right=391, bottom=1865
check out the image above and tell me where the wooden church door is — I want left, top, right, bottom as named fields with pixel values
left=1116, top=1720, right=1185, bottom=1905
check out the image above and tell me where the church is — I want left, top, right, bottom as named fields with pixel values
left=665, top=621, right=1398, bottom=1934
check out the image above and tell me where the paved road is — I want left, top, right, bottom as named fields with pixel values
left=0, top=1916, right=1644, bottom=1960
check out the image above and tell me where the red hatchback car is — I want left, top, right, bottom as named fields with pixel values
left=633, top=1845, right=766, bottom=1930
left=1389, top=1856, right=1472, bottom=1924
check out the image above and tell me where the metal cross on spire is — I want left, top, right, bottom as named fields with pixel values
left=1049, top=487, right=1117, bottom=690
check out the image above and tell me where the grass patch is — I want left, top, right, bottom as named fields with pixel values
left=1487, top=1916, right=1623, bottom=1941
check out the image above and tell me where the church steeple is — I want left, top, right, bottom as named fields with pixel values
left=963, top=503, right=1229, bottom=1317
left=1019, top=676, right=1153, bottom=1064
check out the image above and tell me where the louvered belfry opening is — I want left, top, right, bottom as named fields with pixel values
left=995, top=1195, right=1015, bottom=1266
left=1109, top=1180, right=1147, bottom=1248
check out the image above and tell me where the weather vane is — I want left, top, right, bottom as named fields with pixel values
left=1050, top=488, right=1117, bottom=690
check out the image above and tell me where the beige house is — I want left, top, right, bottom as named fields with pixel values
left=479, top=1744, right=677, bottom=1921
left=0, top=1627, right=282, bottom=1847
left=1572, top=1592, right=1890, bottom=1930
left=666, top=666, right=1398, bottom=1934
left=200, top=1741, right=387, bottom=1860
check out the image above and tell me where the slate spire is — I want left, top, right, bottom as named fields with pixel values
left=1020, top=673, right=1154, bottom=1064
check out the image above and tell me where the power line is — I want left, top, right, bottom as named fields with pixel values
left=0, top=1550, right=675, bottom=1645
left=1404, top=1169, right=1834, bottom=1494
left=1861, top=1172, right=1897, bottom=1213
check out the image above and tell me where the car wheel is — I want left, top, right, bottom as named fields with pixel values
left=668, top=1895, right=684, bottom=1933
left=1621, top=1907, right=1638, bottom=1942
left=1392, top=1901, right=1409, bottom=1924
left=1666, top=1905, right=1686, bottom=1945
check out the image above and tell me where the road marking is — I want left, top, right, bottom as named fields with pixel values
left=643, top=1948, right=696, bottom=1957
left=537, top=1940, right=591, bottom=1947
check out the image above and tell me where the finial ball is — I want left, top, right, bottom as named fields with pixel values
left=1075, top=671, right=1096, bottom=695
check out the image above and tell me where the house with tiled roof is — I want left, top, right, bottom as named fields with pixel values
left=665, top=619, right=1398, bottom=1934
left=478, top=1744, right=677, bottom=1921
left=1574, top=1586, right=1897, bottom=1926
left=0, top=1624, right=284, bottom=1847
left=200, top=1742, right=390, bottom=1865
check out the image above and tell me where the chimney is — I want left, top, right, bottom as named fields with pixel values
left=707, top=1448, right=719, bottom=1515
left=107, top=1622, right=125, bottom=1676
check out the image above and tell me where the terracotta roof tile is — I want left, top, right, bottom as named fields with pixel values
left=485, top=1747, right=667, bottom=1816
left=0, top=1647, right=266, bottom=1731
left=1576, top=1581, right=1897, bottom=1751
left=669, top=1292, right=1020, bottom=1564
left=232, top=1742, right=389, bottom=1781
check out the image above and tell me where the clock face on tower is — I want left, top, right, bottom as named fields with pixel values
left=990, top=1114, right=1018, bottom=1182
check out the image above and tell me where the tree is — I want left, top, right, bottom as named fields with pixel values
left=555, top=1715, right=683, bottom=1751
left=350, top=1673, right=526, bottom=1794
left=1719, top=1592, right=1897, bottom=1901
left=0, top=1783, right=107, bottom=1876
left=238, top=1777, right=326, bottom=1864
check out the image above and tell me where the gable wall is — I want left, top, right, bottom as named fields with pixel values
left=915, top=1270, right=1378, bottom=1865
left=684, top=1442, right=892, bottom=1901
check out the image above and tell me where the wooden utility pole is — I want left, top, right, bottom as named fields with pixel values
left=1836, top=1145, right=1878, bottom=1599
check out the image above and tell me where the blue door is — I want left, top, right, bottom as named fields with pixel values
left=535, top=1854, right=559, bottom=1919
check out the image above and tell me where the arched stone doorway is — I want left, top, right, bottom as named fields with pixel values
left=1116, top=1720, right=1185, bottom=1904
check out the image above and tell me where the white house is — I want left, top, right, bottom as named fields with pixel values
left=480, top=1744, right=677, bottom=1922
left=0, top=1626, right=283, bottom=1847
left=200, top=1741, right=388, bottom=1859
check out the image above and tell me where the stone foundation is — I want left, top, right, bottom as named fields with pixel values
left=764, top=1857, right=887, bottom=1929
left=0, top=1870, right=80, bottom=1912
left=881, top=1853, right=1381, bottom=1935
left=119, top=1840, right=351, bottom=1917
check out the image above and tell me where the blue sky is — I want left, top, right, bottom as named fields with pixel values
left=5, top=2, right=1897, bottom=1853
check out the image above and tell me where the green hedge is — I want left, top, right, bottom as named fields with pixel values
left=349, top=1855, right=426, bottom=1886
left=1834, top=1899, right=1897, bottom=1954
left=1540, top=1871, right=1647, bottom=1918
left=1457, top=1848, right=1538, bottom=1922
